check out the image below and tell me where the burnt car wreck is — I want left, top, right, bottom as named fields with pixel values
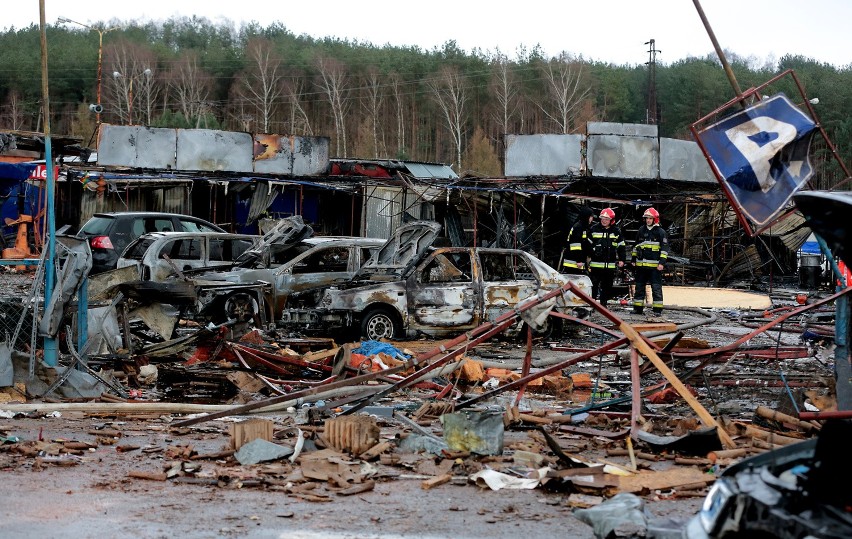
left=277, top=221, right=593, bottom=340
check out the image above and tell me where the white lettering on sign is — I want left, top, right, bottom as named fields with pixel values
left=724, top=116, right=797, bottom=193
left=28, top=165, right=58, bottom=181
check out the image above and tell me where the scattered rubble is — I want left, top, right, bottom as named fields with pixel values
left=1, top=270, right=849, bottom=537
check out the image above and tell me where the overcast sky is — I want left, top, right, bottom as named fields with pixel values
left=6, top=1, right=851, bottom=67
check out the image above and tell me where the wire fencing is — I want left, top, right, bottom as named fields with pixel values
left=0, top=269, right=39, bottom=354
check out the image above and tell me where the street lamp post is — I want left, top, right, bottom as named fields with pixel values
left=58, top=17, right=119, bottom=125
left=113, top=68, right=152, bottom=125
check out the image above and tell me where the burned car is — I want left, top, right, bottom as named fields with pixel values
left=186, top=216, right=384, bottom=321
left=279, top=221, right=593, bottom=340
left=685, top=419, right=852, bottom=539
left=116, top=231, right=258, bottom=281
left=196, top=237, right=384, bottom=320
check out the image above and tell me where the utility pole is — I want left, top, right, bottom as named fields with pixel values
left=58, top=18, right=119, bottom=127
left=645, top=39, right=660, bottom=125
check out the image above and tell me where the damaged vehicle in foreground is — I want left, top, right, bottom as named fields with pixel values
left=279, top=221, right=593, bottom=340
left=685, top=419, right=852, bottom=539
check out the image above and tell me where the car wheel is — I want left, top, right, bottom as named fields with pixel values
left=360, top=308, right=400, bottom=341
left=223, top=293, right=260, bottom=323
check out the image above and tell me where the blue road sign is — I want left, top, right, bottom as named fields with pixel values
left=698, top=93, right=817, bottom=227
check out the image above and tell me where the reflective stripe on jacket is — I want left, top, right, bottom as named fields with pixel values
left=632, top=224, right=669, bottom=268
left=588, top=223, right=626, bottom=270
left=564, top=220, right=592, bottom=265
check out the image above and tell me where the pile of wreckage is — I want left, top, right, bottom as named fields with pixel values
left=2, top=233, right=851, bottom=537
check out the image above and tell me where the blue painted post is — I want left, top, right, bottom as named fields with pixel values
left=814, top=233, right=847, bottom=348
left=38, top=3, right=57, bottom=367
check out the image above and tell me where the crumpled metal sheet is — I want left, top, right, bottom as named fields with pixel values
left=39, top=236, right=92, bottom=337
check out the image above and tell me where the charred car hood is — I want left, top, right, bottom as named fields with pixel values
left=354, top=220, right=442, bottom=280
left=234, top=215, right=314, bottom=268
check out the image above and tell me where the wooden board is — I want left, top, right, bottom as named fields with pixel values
left=658, top=286, right=771, bottom=310
left=629, top=322, right=678, bottom=333
left=618, top=466, right=713, bottom=493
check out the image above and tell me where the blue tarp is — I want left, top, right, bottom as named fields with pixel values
left=353, top=340, right=410, bottom=360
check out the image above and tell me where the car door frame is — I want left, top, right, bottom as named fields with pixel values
left=405, top=247, right=481, bottom=334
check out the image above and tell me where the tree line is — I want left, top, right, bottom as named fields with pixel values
left=1, top=16, right=850, bottom=181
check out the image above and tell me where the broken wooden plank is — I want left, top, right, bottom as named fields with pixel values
left=127, top=470, right=168, bottom=481
left=755, top=405, right=819, bottom=433
left=338, top=480, right=375, bottom=496
left=619, top=321, right=737, bottom=449
left=630, top=322, right=678, bottom=333
left=618, top=467, right=713, bottom=493
left=421, top=474, right=452, bottom=490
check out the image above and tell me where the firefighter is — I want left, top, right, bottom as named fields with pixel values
left=588, top=208, right=626, bottom=306
left=632, top=207, right=668, bottom=315
left=562, top=206, right=595, bottom=274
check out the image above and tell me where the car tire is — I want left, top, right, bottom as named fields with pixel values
left=223, top=293, right=261, bottom=324
left=360, top=307, right=401, bottom=341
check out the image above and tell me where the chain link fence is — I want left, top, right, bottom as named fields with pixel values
left=0, top=270, right=40, bottom=353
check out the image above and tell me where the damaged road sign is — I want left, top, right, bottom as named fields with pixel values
left=698, top=93, right=817, bottom=227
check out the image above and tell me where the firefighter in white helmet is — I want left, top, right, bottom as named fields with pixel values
left=588, top=208, right=626, bottom=306
left=631, top=207, right=668, bottom=315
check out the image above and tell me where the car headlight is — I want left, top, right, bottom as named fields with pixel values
left=699, top=479, right=735, bottom=533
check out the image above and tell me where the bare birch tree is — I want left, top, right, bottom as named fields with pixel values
left=283, top=76, right=313, bottom=135
left=168, top=51, right=211, bottom=127
left=540, top=52, right=591, bottom=134
left=104, top=41, right=159, bottom=125
left=362, top=67, right=384, bottom=158
left=429, top=66, right=468, bottom=171
left=489, top=50, right=520, bottom=135
left=242, top=38, right=284, bottom=133
left=2, top=90, right=28, bottom=130
left=315, top=55, right=351, bottom=156
left=389, top=72, right=405, bottom=158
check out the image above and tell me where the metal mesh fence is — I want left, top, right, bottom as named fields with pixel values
left=0, top=270, right=39, bottom=353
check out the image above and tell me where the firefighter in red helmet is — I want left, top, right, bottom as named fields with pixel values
left=588, top=208, right=626, bottom=306
left=631, top=207, right=668, bottom=316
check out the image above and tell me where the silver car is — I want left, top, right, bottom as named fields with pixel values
left=195, top=237, right=384, bottom=320
left=280, top=221, right=593, bottom=340
left=117, top=232, right=258, bottom=281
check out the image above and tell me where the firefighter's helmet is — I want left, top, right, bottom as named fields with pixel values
left=643, top=207, right=660, bottom=224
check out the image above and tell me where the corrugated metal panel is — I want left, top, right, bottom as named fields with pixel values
left=176, top=129, right=253, bottom=172
left=362, top=185, right=435, bottom=239
left=253, top=135, right=329, bottom=175
left=504, top=134, right=583, bottom=177
left=587, top=133, right=658, bottom=179
left=77, top=180, right=193, bottom=228
left=659, top=138, right=715, bottom=183
left=405, top=162, right=458, bottom=179
left=587, top=122, right=658, bottom=137
left=759, top=211, right=810, bottom=251
left=363, top=186, right=404, bottom=239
